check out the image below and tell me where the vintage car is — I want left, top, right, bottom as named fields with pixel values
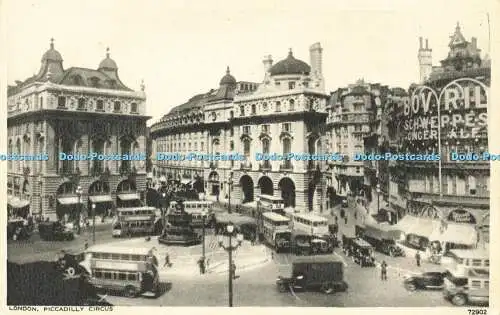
left=276, top=255, right=347, bottom=294
left=404, top=271, right=447, bottom=291
left=349, top=238, right=376, bottom=267
left=56, top=249, right=89, bottom=277
left=7, top=218, right=33, bottom=241
left=361, top=225, right=405, bottom=257
left=292, top=233, right=333, bottom=256
left=38, top=221, right=75, bottom=241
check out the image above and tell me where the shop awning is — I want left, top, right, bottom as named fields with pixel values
left=393, top=216, right=439, bottom=239
left=159, top=176, right=167, bottom=182
left=429, top=223, right=477, bottom=246
left=117, top=193, right=140, bottom=201
left=89, top=195, right=113, bottom=203
left=180, top=179, right=191, bottom=185
left=57, top=196, right=83, bottom=205
left=7, top=196, right=30, bottom=208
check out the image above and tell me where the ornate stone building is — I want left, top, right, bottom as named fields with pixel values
left=385, top=23, right=490, bottom=246
left=151, top=43, right=330, bottom=213
left=7, top=40, right=150, bottom=221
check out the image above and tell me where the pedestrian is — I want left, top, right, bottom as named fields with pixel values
left=380, top=260, right=388, bottom=281
left=164, top=253, right=171, bottom=267
left=198, top=257, right=206, bottom=274
left=231, top=260, right=237, bottom=279
left=84, top=240, right=89, bottom=250
left=415, top=251, right=421, bottom=267
left=344, top=216, right=348, bottom=224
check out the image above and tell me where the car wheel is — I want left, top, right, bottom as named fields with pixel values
left=124, top=285, right=137, bottom=298
left=65, top=267, right=76, bottom=277
left=404, top=283, right=417, bottom=291
left=451, top=294, right=467, bottom=306
left=320, top=283, right=335, bottom=294
left=278, top=283, right=288, bottom=293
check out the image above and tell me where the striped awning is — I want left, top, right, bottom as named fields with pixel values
left=117, top=193, right=140, bottom=201
left=88, top=195, right=113, bottom=203
left=57, top=196, right=83, bottom=205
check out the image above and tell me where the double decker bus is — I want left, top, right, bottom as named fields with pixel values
left=112, top=207, right=156, bottom=237
left=260, top=212, right=291, bottom=252
left=86, top=244, right=159, bottom=298
left=290, top=212, right=329, bottom=237
left=258, top=194, right=285, bottom=215
left=168, top=200, right=214, bottom=227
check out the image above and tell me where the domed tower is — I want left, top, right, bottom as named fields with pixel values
left=98, top=47, right=119, bottom=80
left=212, top=66, right=237, bottom=101
left=38, top=38, right=64, bottom=80
left=269, top=49, right=311, bottom=76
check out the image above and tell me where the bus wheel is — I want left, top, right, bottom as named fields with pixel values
left=451, top=294, right=467, bottom=306
left=124, top=285, right=137, bottom=298
left=65, top=267, right=76, bottom=277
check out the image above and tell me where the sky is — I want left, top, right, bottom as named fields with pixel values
left=2, top=0, right=493, bottom=125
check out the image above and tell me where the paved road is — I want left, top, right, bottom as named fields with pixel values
left=102, top=246, right=451, bottom=307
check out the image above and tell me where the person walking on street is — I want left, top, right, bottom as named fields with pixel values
left=415, top=251, right=421, bottom=267
left=380, top=260, right=388, bottom=281
left=164, top=253, right=171, bottom=267
left=84, top=240, right=89, bottom=250
left=198, top=257, right=206, bottom=275
left=231, top=260, right=237, bottom=279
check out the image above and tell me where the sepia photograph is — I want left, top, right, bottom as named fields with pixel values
left=1, top=0, right=495, bottom=310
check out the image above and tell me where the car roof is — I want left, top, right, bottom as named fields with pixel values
left=293, top=255, right=342, bottom=264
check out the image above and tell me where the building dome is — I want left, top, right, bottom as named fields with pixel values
left=270, top=49, right=310, bottom=76
left=41, top=39, right=63, bottom=62
left=220, top=66, right=236, bottom=85
left=98, top=48, right=118, bottom=70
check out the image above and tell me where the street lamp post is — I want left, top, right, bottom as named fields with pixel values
left=201, top=208, right=208, bottom=263
left=92, top=203, right=96, bottom=243
left=227, top=178, right=233, bottom=214
left=217, top=222, right=244, bottom=307
left=376, top=184, right=381, bottom=215
left=162, top=192, right=167, bottom=232
left=75, top=186, right=83, bottom=234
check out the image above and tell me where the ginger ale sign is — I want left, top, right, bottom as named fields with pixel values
left=402, top=78, right=488, bottom=141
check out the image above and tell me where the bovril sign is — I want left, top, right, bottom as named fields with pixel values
left=402, top=78, right=489, bottom=141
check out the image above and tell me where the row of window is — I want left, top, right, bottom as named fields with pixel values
left=239, top=100, right=296, bottom=116
left=293, top=217, right=328, bottom=227
left=92, top=269, right=140, bottom=281
left=242, top=123, right=291, bottom=134
left=57, top=96, right=138, bottom=113
left=92, top=252, right=149, bottom=261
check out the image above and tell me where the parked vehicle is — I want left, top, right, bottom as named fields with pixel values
left=403, top=272, right=447, bottom=291
left=349, top=238, right=375, bottom=267
left=361, top=225, right=405, bottom=257
left=7, top=219, right=32, bottom=241
left=56, top=249, right=89, bottom=277
left=276, top=255, right=347, bottom=294
left=443, top=267, right=489, bottom=306
left=38, top=221, right=75, bottom=241
left=292, top=233, right=333, bottom=256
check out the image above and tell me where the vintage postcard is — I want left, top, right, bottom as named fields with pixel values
left=0, top=0, right=497, bottom=313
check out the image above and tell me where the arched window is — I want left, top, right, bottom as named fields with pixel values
left=130, top=103, right=138, bottom=113
left=114, top=101, right=121, bottom=112
left=282, top=138, right=291, bottom=155
left=96, top=100, right=104, bottom=111
left=8, top=140, right=12, bottom=169
left=251, top=104, right=256, bottom=114
left=276, top=101, right=281, bottom=112
left=468, top=175, right=477, bottom=195
left=262, top=102, right=268, bottom=111
left=78, top=98, right=86, bottom=110
left=289, top=99, right=295, bottom=111
left=92, top=139, right=105, bottom=173
left=72, top=75, right=83, bottom=86
left=240, top=106, right=245, bottom=116
left=262, top=138, right=270, bottom=154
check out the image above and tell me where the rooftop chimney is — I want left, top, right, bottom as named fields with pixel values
left=425, top=39, right=429, bottom=49
left=263, top=55, right=273, bottom=73
left=471, top=37, right=477, bottom=49
left=419, top=37, right=423, bottom=49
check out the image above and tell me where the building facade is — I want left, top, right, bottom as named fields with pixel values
left=150, top=43, right=330, bottom=213
left=7, top=40, right=150, bottom=221
left=382, top=24, right=490, bottom=247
